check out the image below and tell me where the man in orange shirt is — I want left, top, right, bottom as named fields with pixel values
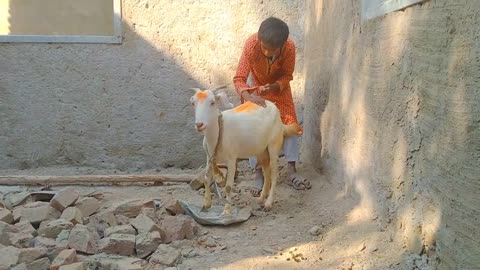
left=233, top=17, right=311, bottom=196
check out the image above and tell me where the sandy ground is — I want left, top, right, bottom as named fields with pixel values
left=0, top=161, right=428, bottom=270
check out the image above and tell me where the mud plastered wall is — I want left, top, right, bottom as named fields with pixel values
left=0, top=0, right=305, bottom=170
left=303, top=0, right=479, bottom=268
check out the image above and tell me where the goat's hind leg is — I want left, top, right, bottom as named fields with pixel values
left=256, top=150, right=271, bottom=207
left=264, top=156, right=278, bottom=210
left=264, top=137, right=282, bottom=210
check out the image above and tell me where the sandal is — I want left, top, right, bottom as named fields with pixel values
left=287, top=173, right=312, bottom=190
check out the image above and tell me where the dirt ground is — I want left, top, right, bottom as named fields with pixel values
left=0, top=160, right=428, bottom=270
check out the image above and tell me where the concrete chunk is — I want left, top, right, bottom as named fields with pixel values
left=0, top=208, right=14, bottom=224
left=47, top=247, right=67, bottom=262
left=12, top=206, right=24, bottom=223
left=87, top=210, right=117, bottom=238
left=10, top=263, right=27, bottom=270
left=19, top=202, right=61, bottom=226
left=130, top=214, right=165, bottom=236
left=60, top=207, right=83, bottom=225
left=67, top=224, right=98, bottom=254
left=112, top=199, right=155, bottom=218
left=115, top=214, right=131, bottom=225
left=135, top=231, right=162, bottom=259
left=0, top=221, right=18, bottom=245
left=160, top=215, right=198, bottom=243
left=98, top=233, right=135, bottom=256
left=37, top=219, right=73, bottom=238
left=75, top=197, right=100, bottom=217
left=164, top=198, right=185, bottom=216
left=105, top=224, right=136, bottom=237
left=4, top=191, right=30, bottom=208
left=189, top=178, right=204, bottom=191
left=18, top=247, right=48, bottom=264
left=59, top=262, right=85, bottom=270
left=51, top=249, right=78, bottom=270
left=138, top=207, right=158, bottom=222
left=84, top=253, right=147, bottom=270
left=14, top=220, right=37, bottom=236
left=8, top=232, right=34, bottom=248
left=0, top=246, right=20, bottom=269
left=55, top=229, right=71, bottom=249
left=149, top=244, right=181, bottom=266
left=50, top=187, right=80, bottom=211
left=27, top=257, right=50, bottom=270
left=33, top=236, right=57, bottom=251
left=84, top=253, right=146, bottom=270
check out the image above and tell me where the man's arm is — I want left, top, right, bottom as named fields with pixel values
left=233, top=39, right=266, bottom=107
left=275, top=40, right=295, bottom=92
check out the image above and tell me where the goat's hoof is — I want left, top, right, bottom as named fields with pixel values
left=221, top=204, right=232, bottom=216
left=220, top=210, right=232, bottom=216
left=256, top=197, right=265, bottom=207
left=264, top=201, right=273, bottom=211
left=201, top=203, right=212, bottom=212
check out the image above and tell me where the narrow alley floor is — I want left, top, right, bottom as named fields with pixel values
left=0, top=161, right=432, bottom=270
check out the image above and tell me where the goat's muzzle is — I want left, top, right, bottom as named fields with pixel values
left=195, top=122, right=206, bottom=132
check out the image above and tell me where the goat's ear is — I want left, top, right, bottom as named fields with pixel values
left=215, top=92, right=227, bottom=101
left=210, top=85, right=227, bottom=93
left=215, top=92, right=234, bottom=110
left=189, top=87, right=201, bottom=93
left=214, top=93, right=223, bottom=102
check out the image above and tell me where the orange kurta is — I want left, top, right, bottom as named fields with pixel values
left=233, top=34, right=298, bottom=125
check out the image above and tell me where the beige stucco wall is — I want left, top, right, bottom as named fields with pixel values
left=303, top=0, right=480, bottom=268
left=0, top=0, right=305, bottom=170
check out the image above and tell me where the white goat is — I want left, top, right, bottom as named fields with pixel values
left=190, top=87, right=302, bottom=215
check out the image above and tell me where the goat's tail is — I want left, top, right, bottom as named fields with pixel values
left=283, top=123, right=303, bottom=137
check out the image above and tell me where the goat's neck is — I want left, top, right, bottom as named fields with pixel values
left=203, top=115, right=220, bottom=156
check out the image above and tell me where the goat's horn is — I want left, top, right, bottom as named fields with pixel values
left=210, top=85, right=227, bottom=92
left=189, top=87, right=202, bottom=93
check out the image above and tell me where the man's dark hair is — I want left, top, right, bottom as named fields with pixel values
left=258, top=17, right=289, bottom=48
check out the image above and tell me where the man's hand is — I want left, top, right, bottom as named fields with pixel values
left=261, top=82, right=280, bottom=93
left=241, top=90, right=266, bottom=107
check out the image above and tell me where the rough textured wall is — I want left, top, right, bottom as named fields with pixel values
left=303, top=0, right=479, bottom=268
left=0, top=0, right=305, bottom=170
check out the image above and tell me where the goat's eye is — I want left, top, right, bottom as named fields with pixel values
left=191, top=101, right=195, bottom=106
left=210, top=101, right=215, bottom=106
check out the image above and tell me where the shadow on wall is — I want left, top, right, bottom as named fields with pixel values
left=303, top=0, right=480, bottom=269
left=0, top=3, right=211, bottom=171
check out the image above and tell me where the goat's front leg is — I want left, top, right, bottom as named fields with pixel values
left=221, top=159, right=236, bottom=216
left=202, top=161, right=213, bottom=211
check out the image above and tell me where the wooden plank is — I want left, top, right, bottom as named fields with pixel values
left=0, top=174, right=196, bottom=186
